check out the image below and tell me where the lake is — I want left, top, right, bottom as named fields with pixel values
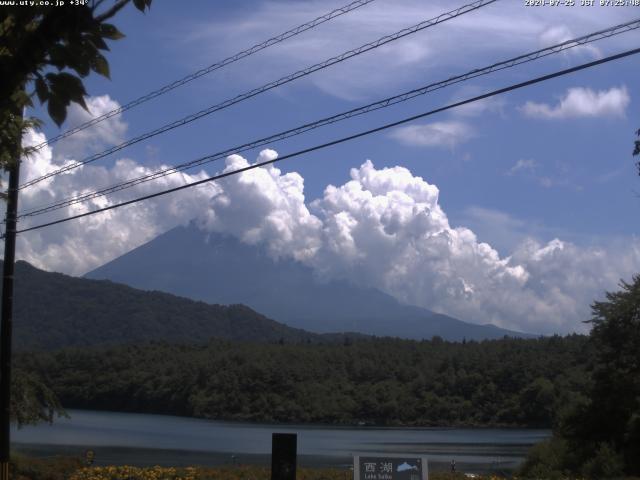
left=13, top=410, right=550, bottom=472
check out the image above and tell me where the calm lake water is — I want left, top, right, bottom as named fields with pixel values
left=13, top=410, right=550, bottom=472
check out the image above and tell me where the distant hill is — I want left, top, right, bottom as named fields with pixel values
left=86, top=223, right=534, bottom=341
left=2, top=260, right=330, bottom=351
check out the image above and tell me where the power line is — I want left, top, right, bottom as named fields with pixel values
left=19, top=0, right=498, bottom=190
left=29, top=0, right=378, bottom=152
left=13, top=46, right=640, bottom=236
left=18, top=18, right=640, bottom=219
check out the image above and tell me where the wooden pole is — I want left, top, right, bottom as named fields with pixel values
left=0, top=106, right=22, bottom=480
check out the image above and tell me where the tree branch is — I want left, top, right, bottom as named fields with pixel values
left=92, top=0, right=107, bottom=11
left=95, top=0, right=131, bottom=22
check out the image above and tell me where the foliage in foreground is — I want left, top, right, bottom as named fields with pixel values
left=66, top=466, right=514, bottom=480
left=11, top=367, right=66, bottom=428
left=0, top=0, right=151, bottom=170
left=68, top=465, right=339, bottom=480
left=14, top=460, right=640, bottom=480
left=8, top=459, right=516, bottom=480
left=634, top=128, right=639, bottom=173
left=69, top=465, right=198, bottom=480
left=520, top=275, right=640, bottom=478
left=10, top=454, right=82, bottom=480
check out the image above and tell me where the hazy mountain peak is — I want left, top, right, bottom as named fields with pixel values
left=86, top=224, right=533, bottom=341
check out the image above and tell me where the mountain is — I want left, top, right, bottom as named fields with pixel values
left=2, top=260, right=329, bottom=351
left=86, top=222, right=533, bottom=341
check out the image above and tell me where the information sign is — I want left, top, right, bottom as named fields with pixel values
left=354, top=454, right=428, bottom=480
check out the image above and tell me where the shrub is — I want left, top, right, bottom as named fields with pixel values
left=580, top=442, right=625, bottom=479
left=10, top=454, right=83, bottom=480
left=518, top=438, right=568, bottom=479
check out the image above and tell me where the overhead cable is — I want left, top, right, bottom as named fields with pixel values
left=19, top=0, right=498, bottom=189
left=18, top=18, right=640, bottom=218
left=29, top=0, right=379, bottom=151
left=13, top=45, right=640, bottom=236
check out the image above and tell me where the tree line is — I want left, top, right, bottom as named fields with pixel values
left=520, top=275, right=640, bottom=478
left=17, top=334, right=591, bottom=428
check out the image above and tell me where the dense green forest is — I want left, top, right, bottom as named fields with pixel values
left=17, top=335, right=591, bottom=428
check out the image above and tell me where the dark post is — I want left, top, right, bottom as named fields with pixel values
left=0, top=107, right=22, bottom=480
left=271, top=433, right=297, bottom=480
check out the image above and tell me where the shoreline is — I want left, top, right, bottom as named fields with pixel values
left=13, top=409, right=545, bottom=474
left=48, top=408, right=554, bottom=431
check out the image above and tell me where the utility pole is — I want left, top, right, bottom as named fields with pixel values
left=0, top=107, right=22, bottom=480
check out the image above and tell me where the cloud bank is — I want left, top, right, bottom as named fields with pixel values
left=14, top=97, right=640, bottom=336
left=200, top=157, right=640, bottom=335
left=521, top=86, right=630, bottom=119
left=178, top=0, right=635, bottom=100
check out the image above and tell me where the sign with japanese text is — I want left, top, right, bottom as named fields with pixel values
left=354, top=455, right=428, bottom=480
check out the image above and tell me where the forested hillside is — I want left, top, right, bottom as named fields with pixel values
left=3, top=260, right=332, bottom=350
left=18, top=335, right=591, bottom=428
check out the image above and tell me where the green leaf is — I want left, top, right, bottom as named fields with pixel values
left=48, top=73, right=88, bottom=112
left=74, top=95, right=88, bottom=112
left=47, top=45, right=68, bottom=70
left=100, top=23, right=125, bottom=40
left=47, top=97, right=67, bottom=127
left=34, top=77, right=49, bottom=103
left=91, top=52, right=110, bottom=79
left=11, top=89, right=32, bottom=109
left=88, top=33, right=110, bottom=51
left=72, top=57, right=91, bottom=77
left=133, top=0, right=152, bottom=11
left=64, top=43, right=92, bottom=77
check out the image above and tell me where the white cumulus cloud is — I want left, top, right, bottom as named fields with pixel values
left=51, top=95, right=128, bottom=160
left=13, top=96, right=640, bottom=335
left=521, top=86, right=630, bottom=119
left=16, top=97, right=217, bottom=275
left=188, top=156, right=640, bottom=335
left=538, top=25, right=601, bottom=58
left=198, top=149, right=323, bottom=263
left=390, top=121, right=474, bottom=148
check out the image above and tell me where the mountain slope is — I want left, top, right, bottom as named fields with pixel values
left=2, top=260, right=325, bottom=351
left=86, top=223, right=533, bottom=340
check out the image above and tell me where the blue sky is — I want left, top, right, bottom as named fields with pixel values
left=19, top=0, right=640, bottom=334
